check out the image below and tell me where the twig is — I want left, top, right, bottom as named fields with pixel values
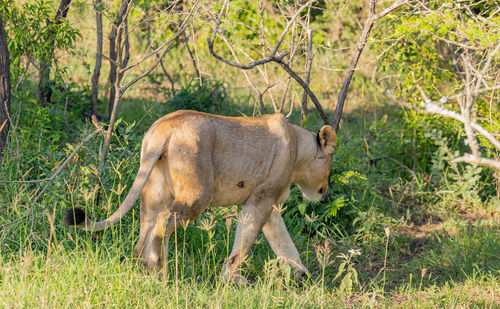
left=119, top=2, right=199, bottom=94
left=119, top=3, right=197, bottom=74
left=207, top=0, right=330, bottom=123
left=270, top=0, right=316, bottom=57
left=159, top=57, right=176, bottom=93
left=182, top=30, right=201, bottom=82
left=0, top=177, right=51, bottom=184
left=301, top=24, right=313, bottom=122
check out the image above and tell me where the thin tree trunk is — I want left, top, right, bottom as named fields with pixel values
left=108, top=0, right=129, bottom=119
left=301, top=27, right=313, bottom=123
left=122, top=17, right=130, bottom=70
left=159, top=58, right=175, bottom=93
left=36, top=0, right=71, bottom=106
left=182, top=31, right=201, bottom=82
left=331, top=0, right=407, bottom=131
left=0, top=12, right=11, bottom=162
left=90, top=0, right=103, bottom=117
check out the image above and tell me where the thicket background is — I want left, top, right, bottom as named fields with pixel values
left=0, top=0, right=499, bottom=307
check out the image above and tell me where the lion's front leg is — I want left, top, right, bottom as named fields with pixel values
left=223, top=201, right=273, bottom=285
left=262, top=209, right=309, bottom=280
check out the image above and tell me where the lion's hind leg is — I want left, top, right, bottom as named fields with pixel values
left=133, top=161, right=172, bottom=272
left=152, top=192, right=213, bottom=279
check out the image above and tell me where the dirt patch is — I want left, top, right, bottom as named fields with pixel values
left=457, top=205, right=500, bottom=223
left=395, top=220, right=445, bottom=240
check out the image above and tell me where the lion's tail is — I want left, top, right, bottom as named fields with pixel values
left=63, top=129, right=170, bottom=232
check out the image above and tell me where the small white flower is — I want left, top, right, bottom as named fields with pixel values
left=348, top=249, right=361, bottom=256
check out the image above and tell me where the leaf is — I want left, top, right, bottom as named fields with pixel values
left=298, top=202, right=307, bottom=216
left=339, top=272, right=353, bottom=294
left=333, top=261, right=347, bottom=281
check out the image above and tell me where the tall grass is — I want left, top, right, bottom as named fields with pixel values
left=1, top=82, right=499, bottom=308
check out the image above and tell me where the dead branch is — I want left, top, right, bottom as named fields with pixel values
left=301, top=26, right=313, bottom=122
left=207, top=0, right=330, bottom=124
left=276, top=60, right=328, bottom=123
left=159, top=57, right=176, bottom=93
left=417, top=89, right=500, bottom=151
left=331, top=0, right=408, bottom=131
left=182, top=30, right=201, bottom=82
left=452, top=154, right=500, bottom=170
left=90, top=0, right=103, bottom=117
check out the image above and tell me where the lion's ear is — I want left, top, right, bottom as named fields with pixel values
left=317, top=125, right=336, bottom=155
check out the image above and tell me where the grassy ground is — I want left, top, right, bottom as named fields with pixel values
left=1, top=89, right=499, bottom=308
left=2, top=2, right=499, bottom=307
left=1, top=200, right=499, bottom=308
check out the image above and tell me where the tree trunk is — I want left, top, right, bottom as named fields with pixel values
left=36, top=0, right=71, bottom=106
left=108, top=0, right=129, bottom=119
left=90, top=0, right=103, bottom=117
left=0, top=12, right=11, bottom=162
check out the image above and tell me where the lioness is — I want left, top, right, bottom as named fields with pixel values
left=64, top=110, right=336, bottom=283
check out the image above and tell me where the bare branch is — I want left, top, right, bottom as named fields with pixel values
left=207, top=38, right=289, bottom=70
left=301, top=19, right=313, bottom=122
left=0, top=116, right=103, bottom=184
left=270, top=0, right=315, bottom=57
left=120, top=3, right=199, bottom=94
left=274, top=57, right=330, bottom=124
left=332, top=0, right=408, bottom=131
left=0, top=126, right=102, bottom=234
left=159, top=57, right=176, bottom=93
left=120, top=6, right=196, bottom=74
left=453, top=154, right=500, bottom=170
left=207, top=0, right=329, bottom=123
left=182, top=30, right=201, bottom=82
left=419, top=97, right=500, bottom=151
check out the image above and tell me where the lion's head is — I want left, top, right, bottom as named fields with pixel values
left=293, top=125, right=336, bottom=202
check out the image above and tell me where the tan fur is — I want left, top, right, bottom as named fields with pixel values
left=67, top=110, right=336, bottom=282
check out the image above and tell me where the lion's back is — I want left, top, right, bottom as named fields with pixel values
left=157, top=110, right=293, bottom=206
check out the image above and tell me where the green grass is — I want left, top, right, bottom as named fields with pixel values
left=0, top=217, right=499, bottom=308
left=1, top=84, right=499, bottom=308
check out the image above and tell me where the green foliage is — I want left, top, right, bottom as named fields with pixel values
left=0, top=0, right=499, bottom=306
left=166, top=80, right=232, bottom=114
left=3, top=0, right=80, bottom=79
left=333, top=252, right=360, bottom=295
left=371, top=1, right=499, bottom=207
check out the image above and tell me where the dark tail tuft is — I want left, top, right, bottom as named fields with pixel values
left=63, top=207, right=86, bottom=226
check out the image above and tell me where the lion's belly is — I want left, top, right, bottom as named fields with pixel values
left=209, top=157, right=270, bottom=207
left=210, top=179, right=253, bottom=206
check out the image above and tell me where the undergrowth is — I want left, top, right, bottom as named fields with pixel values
left=0, top=81, right=499, bottom=308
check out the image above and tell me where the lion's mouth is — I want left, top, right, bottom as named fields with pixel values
left=299, top=188, right=322, bottom=202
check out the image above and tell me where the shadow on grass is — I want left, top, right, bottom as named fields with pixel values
left=368, top=219, right=500, bottom=291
